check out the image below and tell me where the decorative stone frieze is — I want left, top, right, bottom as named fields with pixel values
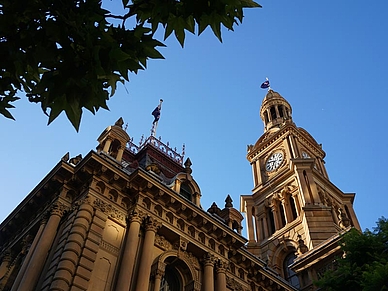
left=226, top=276, right=246, bottom=291
left=154, top=235, right=172, bottom=251
left=93, top=198, right=126, bottom=223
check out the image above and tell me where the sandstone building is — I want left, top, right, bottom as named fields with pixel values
left=0, top=90, right=360, bottom=291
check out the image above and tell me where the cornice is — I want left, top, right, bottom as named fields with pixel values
left=248, top=125, right=325, bottom=163
left=133, top=169, right=247, bottom=248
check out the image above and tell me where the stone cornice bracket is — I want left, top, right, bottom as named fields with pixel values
left=179, top=237, right=189, bottom=251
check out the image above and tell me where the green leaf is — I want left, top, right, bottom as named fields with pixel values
left=0, top=96, right=20, bottom=120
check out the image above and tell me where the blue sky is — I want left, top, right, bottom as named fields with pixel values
left=1, top=1, right=387, bottom=233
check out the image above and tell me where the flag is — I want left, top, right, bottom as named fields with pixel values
left=152, top=105, right=161, bottom=124
left=260, top=79, right=270, bottom=89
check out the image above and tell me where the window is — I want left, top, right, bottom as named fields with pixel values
left=284, top=253, right=300, bottom=289
left=179, top=183, right=192, bottom=201
left=289, top=196, right=298, bottom=220
left=279, top=203, right=286, bottom=227
left=279, top=105, right=284, bottom=118
left=270, top=106, right=277, bottom=120
left=159, top=266, right=181, bottom=291
left=267, top=208, right=275, bottom=235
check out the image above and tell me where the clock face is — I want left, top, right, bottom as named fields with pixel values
left=265, top=152, right=284, bottom=172
left=302, top=151, right=310, bottom=158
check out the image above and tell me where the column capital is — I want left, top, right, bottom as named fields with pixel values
left=215, top=260, right=228, bottom=274
left=50, top=201, right=68, bottom=217
left=128, top=209, right=145, bottom=224
left=144, top=216, right=162, bottom=233
left=1, top=251, right=12, bottom=263
left=202, top=253, right=216, bottom=266
left=151, top=261, right=166, bottom=279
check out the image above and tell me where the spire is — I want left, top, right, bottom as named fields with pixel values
left=260, top=90, right=293, bottom=132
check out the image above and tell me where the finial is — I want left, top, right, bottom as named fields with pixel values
left=207, top=202, right=221, bottom=215
left=225, top=195, right=233, bottom=208
left=115, top=117, right=124, bottom=128
left=61, top=152, right=69, bottom=162
left=139, top=134, right=144, bottom=146
left=124, top=123, right=128, bottom=131
left=184, top=158, right=192, bottom=174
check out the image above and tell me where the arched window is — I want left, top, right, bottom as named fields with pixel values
left=279, top=203, right=286, bottom=227
left=289, top=195, right=298, bottom=220
left=109, top=139, right=121, bottom=158
left=267, top=207, right=275, bottom=235
left=278, top=105, right=284, bottom=118
left=179, top=183, right=192, bottom=201
left=264, top=111, right=269, bottom=123
left=283, top=253, right=300, bottom=289
left=270, top=106, right=277, bottom=120
left=159, top=265, right=182, bottom=291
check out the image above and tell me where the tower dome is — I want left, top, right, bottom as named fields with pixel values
left=260, top=90, right=293, bottom=132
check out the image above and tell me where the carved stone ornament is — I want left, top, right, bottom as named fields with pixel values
left=180, top=251, right=200, bottom=268
left=144, top=216, right=162, bottom=232
left=50, top=201, right=69, bottom=217
left=297, top=234, right=308, bottom=255
left=128, top=209, right=145, bottom=224
left=215, top=260, right=228, bottom=273
left=72, top=195, right=92, bottom=211
left=338, top=207, right=350, bottom=229
left=93, top=198, right=125, bottom=223
left=226, top=276, right=245, bottom=291
left=151, top=261, right=166, bottom=278
left=154, top=234, right=172, bottom=251
left=179, top=237, right=189, bottom=251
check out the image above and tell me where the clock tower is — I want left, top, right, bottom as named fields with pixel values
left=241, top=89, right=361, bottom=290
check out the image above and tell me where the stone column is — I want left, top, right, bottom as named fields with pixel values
left=215, top=261, right=227, bottom=291
left=254, top=159, right=263, bottom=186
left=17, top=202, right=66, bottom=291
left=135, top=217, right=161, bottom=291
left=271, top=205, right=280, bottom=231
left=291, top=194, right=300, bottom=217
left=152, top=262, right=166, bottom=291
left=192, top=192, right=201, bottom=207
left=116, top=211, right=143, bottom=291
left=102, top=138, right=112, bottom=153
left=50, top=200, right=93, bottom=291
left=0, top=252, right=12, bottom=281
left=262, top=215, right=269, bottom=238
left=256, top=215, right=264, bottom=241
left=282, top=200, right=292, bottom=224
left=116, top=145, right=124, bottom=162
left=245, top=203, right=255, bottom=244
left=11, top=225, right=45, bottom=291
left=202, top=254, right=214, bottom=291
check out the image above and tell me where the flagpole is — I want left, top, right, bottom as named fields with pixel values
left=151, top=99, right=163, bottom=137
